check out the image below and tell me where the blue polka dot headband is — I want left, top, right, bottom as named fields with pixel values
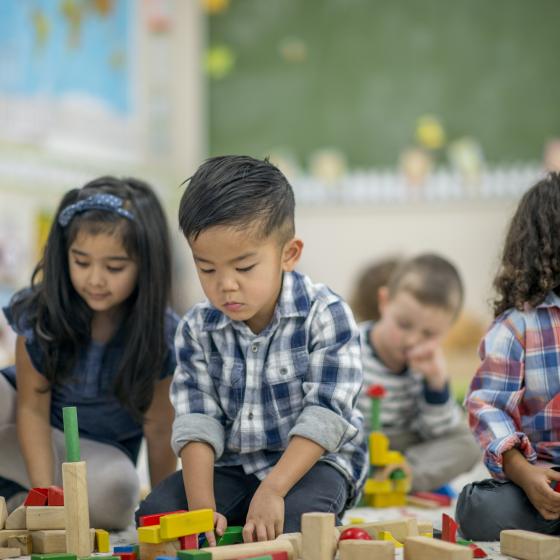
left=58, top=194, right=135, bottom=227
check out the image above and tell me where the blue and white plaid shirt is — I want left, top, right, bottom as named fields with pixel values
left=171, top=271, right=368, bottom=505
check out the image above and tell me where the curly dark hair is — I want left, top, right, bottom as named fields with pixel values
left=493, top=172, right=560, bottom=317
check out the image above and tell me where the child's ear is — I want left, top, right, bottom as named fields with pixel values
left=378, top=286, right=390, bottom=314
left=282, top=237, right=304, bottom=271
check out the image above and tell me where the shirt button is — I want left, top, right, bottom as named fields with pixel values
left=251, top=344, right=259, bottom=353
left=280, top=367, right=288, bottom=375
left=248, top=412, right=254, bottom=420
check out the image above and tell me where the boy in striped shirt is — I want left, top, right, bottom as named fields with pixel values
left=357, top=253, right=480, bottom=492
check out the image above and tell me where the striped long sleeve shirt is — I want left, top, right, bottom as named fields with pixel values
left=466, top=292, right=560, bottom=478
left=357, top=321, right=461, bottom=437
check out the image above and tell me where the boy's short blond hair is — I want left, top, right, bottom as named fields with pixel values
left=387, top=253, right=464, bottom=318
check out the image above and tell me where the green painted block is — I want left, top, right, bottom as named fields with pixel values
left=217, top=526, right=243, bottom=546
left=177, top=551, right=212, bottom=560
left=79, top=557, right=121, bottom=560
left=238, top=556, right=272, bottom=560
left=31, top=554, right=77, bottom=560
left=63, top=406, right=80, bottom=462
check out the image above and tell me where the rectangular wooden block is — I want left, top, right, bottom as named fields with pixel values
left=276, top=533, right=302, bottom=559
left=27, top=506, right=66, bottom=530
left=31, top=553, right=78, bottom=560
left=338, top=518, right=419, bottom=542
left=95, top=528, right=110, bottom=553
left=140, top=510, right=187, bottom=527
left=8, top=534, right=32, bottom=555
left=339, top=540, right=394, bottom=560
left=500, top=529, right=560, bottom=560
left=204, top=539, right=294, bottom=560
left=301, top=513, right=335, bottom=560
left=0, top=529, right=29, bottom=547
left=159, top=509, right=213, bottom=539
left=31, top=529, right=95, bottom=553
left=0, top=498, right=6, bottom=531
left=62, top=461, right=91, bottom=557
left=0, top=548, right=20, bottom=559
left=404, top=536, right=473, bottom=560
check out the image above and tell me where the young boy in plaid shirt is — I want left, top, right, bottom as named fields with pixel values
left=137, top=156, right=367, bottom=543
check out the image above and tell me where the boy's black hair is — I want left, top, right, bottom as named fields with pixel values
left=387, top=253, right=464, bottom=318
left=493, top=172, right=560, bottom=316
left=10, top=176, right=172, bottom=420
left=179, top=155, right=295, bottom=243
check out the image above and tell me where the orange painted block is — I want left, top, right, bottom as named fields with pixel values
left=160, top=509, right=213, bottom=539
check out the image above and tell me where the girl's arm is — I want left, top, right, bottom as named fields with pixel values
left=143, top=376, right=177, bottom=488
left=15, top=335, right=54, bottom=487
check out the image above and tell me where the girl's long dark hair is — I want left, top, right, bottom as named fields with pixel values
left=493, top=172, right=560, bottom=317
left=11, top=176, right=172, bottom=419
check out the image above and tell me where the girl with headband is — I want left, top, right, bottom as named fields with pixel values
left=0, top=176, right=179, bottom=529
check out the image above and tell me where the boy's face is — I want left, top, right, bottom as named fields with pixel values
left=375, top=287, right=456, bottom=370
left=189, top=225, right=302, bottom=334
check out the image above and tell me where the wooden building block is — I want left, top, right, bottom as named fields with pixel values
left=139, top=540, right=180, bottom=560
left=337, top=518, right=419, bottom=542
left=95, top=529, right=110, bottom=553
left=204, top=539, right=294, bottom=560
left=8, top=534, right=32, bottom=555
left=0, top=529, right=30, bottom=547
left=179, top=534, right=198, bottom=549
left=140, top=510, right=187, bottom=527
left=416, top=520, right=433, bottom=535
left=5, top=506, right=26, bottom=530
left=0, top=498, right=6, bottom=530
left=27, top=506, right=66, bottom=530
left=442, top=513, right=458, bottom=543
left=0, top=547, right=20, bottom=559
left=31, top=529, right=95, bottom=553
left=404, top=536, right=473, bottom=560
left=31, top=553, right=78, bottom=560
left=62, top=461, right=91, bottom=556
left=302, top=513, right=335, bottom=560
left=160, top=509, right=213, bottom=539
left=277, top=532, right=302, bottom=559
left=47, top=487, right=64, bottom=507
left=500, top=529, right=560, bottom=560
left=138, top=525, right=163, bottom=544
left=406, top=495, right=441, bottom=509
left=339, top=540, right=394, bottom=560
left=378, top=531, right=402, bottom=548
left=177, top=550, right=211, bottom=560
left=25, top=489, right=48, bottom=507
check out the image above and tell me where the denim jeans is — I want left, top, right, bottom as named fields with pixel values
left=136, top=461, right=349, bottom=533
left=456, top=477, right=560, bottom=541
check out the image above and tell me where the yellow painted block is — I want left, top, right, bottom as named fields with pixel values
left=385, top=451, right=405, bottom=464
left=378, top=531, right=403, bottom=548
left=138, top=525, right=163, bottom=544
left=369, top=433, right=390, bottom=466
left=160, top=509, right=214, bottom=539
left=95, top=529, right=110, bottom=553
left=421, top=532, right=433, bottom=538
left=393, top=478, right=411, bottom=493
left=348, top=517, right=365, bottom=524
left=364, top=479, right=392, bottom=494
left=368, top=493, right=407, bottom=507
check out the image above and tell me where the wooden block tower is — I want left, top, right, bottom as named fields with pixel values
left=61, top=406, right=92, bottom=556
left=362, top=385, right=410, bottom=507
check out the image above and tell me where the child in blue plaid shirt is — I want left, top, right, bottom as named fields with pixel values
left=137, top=155, right=368, bottom=543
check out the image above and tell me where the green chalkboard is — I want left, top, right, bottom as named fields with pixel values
left=208, top=1, right=560, bottom=167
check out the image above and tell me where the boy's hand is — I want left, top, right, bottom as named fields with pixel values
left=407, top=341, right=448, bottom=391
left=243, top=485, right=284, bottom=542
left=205, top=511, right=228, bottom=547
left=518, top=465, right=560, bottom=520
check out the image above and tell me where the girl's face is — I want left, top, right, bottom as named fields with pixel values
left=68, top=230, right=139, bottom=316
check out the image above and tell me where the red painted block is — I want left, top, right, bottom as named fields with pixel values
left=24, top=487, right=48, bottom=506
left=47, top=485, right=64, bottom=506
left=115, top=552, right=136, bottom=560
left=140, top=510, right=188, bottom=527
left=441, top=513, right=458, bottom=543
left=180, top=534, right=198, bottom=550
left=413, top=491, right=452, bottom=507
left=469, top=543, right=488, bottom=558
left=339, top=528, right=372, bottom=541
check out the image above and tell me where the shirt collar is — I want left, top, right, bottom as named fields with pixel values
left=535, top=291, right=560, bottom=309
left=201, top=270, right=311, bottom=332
